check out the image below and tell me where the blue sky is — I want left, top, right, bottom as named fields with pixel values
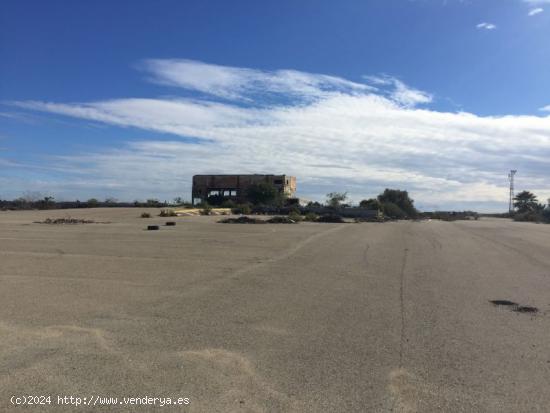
left=1, top=0, right=549, bottom=211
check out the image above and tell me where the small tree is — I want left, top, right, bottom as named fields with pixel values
left=513, top=191, right=538, bottom=213
left=326, top=192, right=348, bottom=209
left=36, top=196, right=55, bottom=210
left=377, top=189, right=417, bottom=217
left=87, top=198, right=99, bottom=208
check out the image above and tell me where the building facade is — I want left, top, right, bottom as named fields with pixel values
left=192, top=174, right=296, bottom=204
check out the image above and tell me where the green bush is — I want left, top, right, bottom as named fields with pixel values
left=288, top=212, right=303, bottom=222
left=304, top=212, right=319, bottom=222
left=288, top=205, right=301, bottom=215
left=140, top=212, right=151, bottom=218
left=200, top=205, right=213, bottom=215
left=382, top=202, right=407, bottom=219
left=514, top=211, right=544, bottom=223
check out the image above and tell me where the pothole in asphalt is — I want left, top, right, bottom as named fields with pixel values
left=513, top=306, right=539, bottom=314
left=490, top=300, right=518, bottom=307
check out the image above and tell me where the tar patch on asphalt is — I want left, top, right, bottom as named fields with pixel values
left=489, top=300, right=539, bottom=315
left=513, top=306, right=539, bottom=314
left=490, top=300, right=517, bottom=307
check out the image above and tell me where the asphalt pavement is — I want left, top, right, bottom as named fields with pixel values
left=1, top=209, right=549, bottom=412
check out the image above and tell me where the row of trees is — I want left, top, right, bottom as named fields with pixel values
left=215, top=184, right=418, bottom=217
left=203, top=184, right=418, bottom=219
left=0, top=196, right=176, bottom=210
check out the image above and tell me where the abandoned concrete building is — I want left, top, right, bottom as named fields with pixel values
left=192, top=174, right=297, bottom=204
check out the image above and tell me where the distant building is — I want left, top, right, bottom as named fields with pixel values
left=192, top=174, right=296, bottom=205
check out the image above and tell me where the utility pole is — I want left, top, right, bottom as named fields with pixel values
left=508, top=170, right=517, bottom=214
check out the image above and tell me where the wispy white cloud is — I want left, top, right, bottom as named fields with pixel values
left=523, top=0, right=550, bottom=4
left=7, top=59, right=550, bottom=211
left=0, top=111, right=38, bottom=123
left=540, top=105, right=550, bottom=112
left=476, top=22, right=497, bottom=30
left=140, top=59, right=374, bottom=102
left=14, top=98, right=262, bottom=139
left=528, top=7, right=544, bottom=15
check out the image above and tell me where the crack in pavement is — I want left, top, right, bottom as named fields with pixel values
left=399, top=247, right=409, bottom=368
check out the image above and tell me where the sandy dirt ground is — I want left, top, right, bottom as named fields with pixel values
left=1, top=208, right=550, bottom=412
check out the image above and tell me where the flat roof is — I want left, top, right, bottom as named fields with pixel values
left=192, top=174, right=292, bottom=177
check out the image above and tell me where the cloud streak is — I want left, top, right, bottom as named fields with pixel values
left=6, top=59, right=550, bottom=211
left=476, top=22, right=497, bottom=30
left=528, top=7, right=544, bottom=15
left=140, top=59, right=375, bottom=103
